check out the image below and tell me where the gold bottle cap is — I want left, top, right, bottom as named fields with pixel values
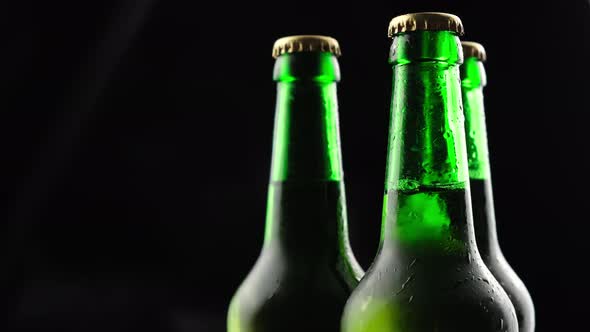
left=272, top=35, right=341, bottom=58
left=388, top=12, right=464, bottom=38
left=462, top=41, right=487, bottom=62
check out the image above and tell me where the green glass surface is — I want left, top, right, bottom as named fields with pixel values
left=461, top=55, right=535, bottom=332
left=228, top=52, right=363, bottom=332
left=461, top=57, right=490, bottom=180
left=341, top=31, right=518, bottom=332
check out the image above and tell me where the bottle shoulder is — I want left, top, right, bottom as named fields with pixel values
left=229, top=248, right=353, bottom=332
left=484, top=254, right=536, bottom=331
left=343, top=250, right=518, bottom=332
left=355, top=250, right=505, bottom=296
left=231, top=247, right=356, bottom=301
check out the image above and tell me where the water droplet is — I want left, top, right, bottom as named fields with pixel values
left=452, top=278, right=467, bottom=289
left=408, top=295, right=414, bottom=304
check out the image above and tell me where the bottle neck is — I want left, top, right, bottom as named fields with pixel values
left=269, top=53, right=342, bottom=182
left=382, top=31, right=474, bottom=253
left=461, top=57, right=490, bottom=180
left=263, top=52, right=350, bottom=258
left=461, top=57, right=500, bottom=257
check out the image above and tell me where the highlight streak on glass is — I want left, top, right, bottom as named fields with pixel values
left=322, top=83, right=343, bottom=181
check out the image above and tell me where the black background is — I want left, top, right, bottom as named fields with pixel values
left=2, top=0, right=589, bottom=331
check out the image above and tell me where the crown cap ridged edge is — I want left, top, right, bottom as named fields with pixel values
left=462, top=41, right=487, bottom=62
left=272, top=35, right=341, bottom=58
left=388, top=12, right=464, bottom=38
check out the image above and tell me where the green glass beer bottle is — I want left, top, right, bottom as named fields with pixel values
left=227, top=35, right=363, bottom=332
left=461, top=41, right=535, bottom=332
left=341, top=13, right=518, bottom=332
